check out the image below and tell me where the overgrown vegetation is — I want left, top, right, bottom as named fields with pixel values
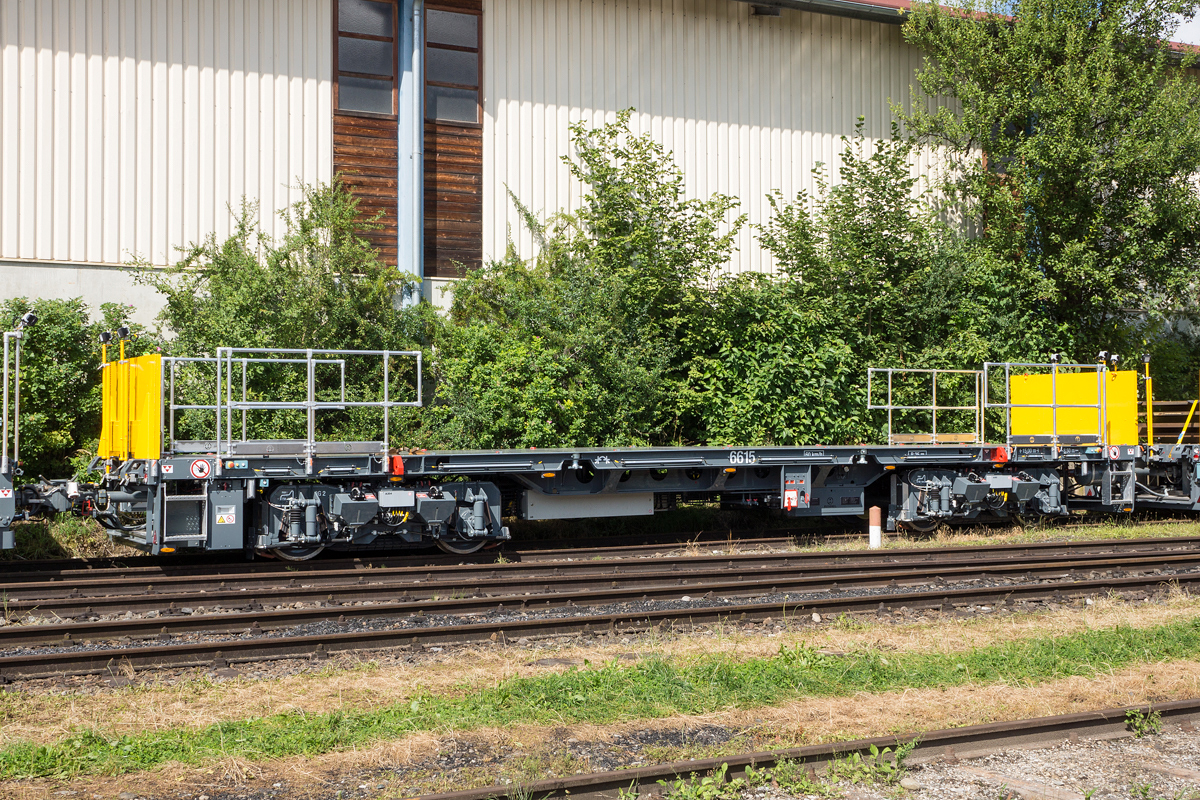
left=132, top=180, right=435, bottom=444
left=0, top=299, right=153, bottom=481
left=3, top=618, right=1200, bottom=779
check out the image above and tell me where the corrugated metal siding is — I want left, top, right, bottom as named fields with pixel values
left=0, top=0, right=333, bottom=268
left=483, top=0, right=936, bottom=273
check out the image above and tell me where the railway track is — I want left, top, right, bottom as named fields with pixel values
left=0, top=526, right=828, bottom=575
left=0, top=535, right=801, bottom=587
left=3, top=513, right=1193, bottom=578
left=4, top=542, right=1200, bottom=621
left=1, top=544, right=1195, bottom=679
left=7, top=533, right=1197, bottom=598
left=412, top=699, right=1200, bottom=800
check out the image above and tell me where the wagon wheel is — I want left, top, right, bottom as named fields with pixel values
left=435, top=537, right=487, bottom=555
left=258, top=544, right=326, bottom=561
left=898, top=517, right=940, bottom=534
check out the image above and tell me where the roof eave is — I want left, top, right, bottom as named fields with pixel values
left=731, top=0, right=909, bottom=25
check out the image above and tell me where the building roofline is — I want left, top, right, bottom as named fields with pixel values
left=730, top=0, right=909, bottom=25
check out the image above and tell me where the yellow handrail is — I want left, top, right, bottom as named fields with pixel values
left=1168, top=399, right=1199, bottom=460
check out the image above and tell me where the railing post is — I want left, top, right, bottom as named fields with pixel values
left=215, top=348, right=223, bottom=477
left=241, top=358, right=248, bottom=442
left=383, top=351, right=390, bottom=459
left=887, top=370, right=893, bottom=446
left=168, top=359, right=176, bottom=452
left=1050, top=361, right=1058, bottom=446
left=306, top=349, right=315, bottom=476
left=931, top=372, right=938, bottom=445
left=1144, top=356, right=1154, bottom=447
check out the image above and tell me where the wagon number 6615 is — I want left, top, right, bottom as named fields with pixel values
left=729, top=450, right=758, bottom=465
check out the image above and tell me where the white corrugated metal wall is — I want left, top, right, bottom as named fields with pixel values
left=483, top=0, right=935, bottom=273
left=0, top=0, right=333, bottom=268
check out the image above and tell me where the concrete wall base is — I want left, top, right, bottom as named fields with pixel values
left=0, top=261, right=166, bottom=327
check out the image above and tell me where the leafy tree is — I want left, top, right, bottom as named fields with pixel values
left=899, top=0, right=1200, bottom=359
left=0, top=299, right=152, bottom=480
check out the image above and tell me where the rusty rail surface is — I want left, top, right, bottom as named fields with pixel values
left=417, top=700, right=1200, bottom=800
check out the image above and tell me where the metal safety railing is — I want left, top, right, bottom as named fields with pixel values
left=983, top=361, right=1106, bottom=447
left=163, top=348, right=422, bottom=473
left=866, top=368, right=984, bottom=446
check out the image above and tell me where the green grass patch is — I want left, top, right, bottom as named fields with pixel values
left=4, top=617, right=1199, bottom=779
left=0, top=516, right=137, bottom=562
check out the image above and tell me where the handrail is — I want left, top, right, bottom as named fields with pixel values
left=866, top=368, right=983, bottom=446
left=163, top=349, right=423, bottom=469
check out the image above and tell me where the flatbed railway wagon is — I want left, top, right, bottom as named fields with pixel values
left=0, top=322, right=1197, bottom=558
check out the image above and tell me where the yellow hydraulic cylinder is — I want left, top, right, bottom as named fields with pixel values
left=1145, top=359, right=1153, bottom=446
left=1170, top=400, right=1199, bottom=460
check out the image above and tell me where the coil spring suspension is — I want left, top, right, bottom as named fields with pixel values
left=281, top=506, right=303, bottom=539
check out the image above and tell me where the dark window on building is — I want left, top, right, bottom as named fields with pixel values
left=423, top=0, right=483, bottom=278
left=336, top=0, right=397, bottom=116
left=425, top=8, right=480, bottom=124
left=334, top=0, right=401, bottom=266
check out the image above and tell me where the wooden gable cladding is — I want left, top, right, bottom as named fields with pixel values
left=425, top=121, right=483, bottom=277
left=334, top=113, right=399, bottom=266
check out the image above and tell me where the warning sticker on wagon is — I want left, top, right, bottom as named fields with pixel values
left=0, top=489, right=11, bottom=499
left=214, top=505, right=236, bottom=525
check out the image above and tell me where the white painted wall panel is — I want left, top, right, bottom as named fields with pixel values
left=484, top=0, right=937, bottom=274
left=0, top=0, right=333, bottom=268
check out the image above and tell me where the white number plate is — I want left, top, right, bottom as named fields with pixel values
left=728, top=450, right=758, bottom=465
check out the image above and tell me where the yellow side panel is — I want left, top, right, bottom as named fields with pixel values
left=97, top=362, right=118, bottom=459
left=1104, top=370, right=1138, bottom=446
left=97, top=355, right=162, bottom=460
left=1009, top=370, right=1137, bottom=444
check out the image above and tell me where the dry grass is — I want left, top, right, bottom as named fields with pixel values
left=6, top=657, right=1200, bottom=800
left=797, top=517, right=1200, bottom=554
left=4, top=591, right=1198, bottom=745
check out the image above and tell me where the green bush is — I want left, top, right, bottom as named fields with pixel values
left=421, top=110, right=740, bottom=448
left=135, top=179, right=436, bottom=445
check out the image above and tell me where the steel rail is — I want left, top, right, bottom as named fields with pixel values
left=0, top=570, right=1191, bottom=679
left=0, top=533, right=813, bottom=580
left=5, top=534, right=1195, bottom=598
left=7, top=546, right=1200, bottom=619
left=414, top=699, right=1200, bottom=800
left=4, top=524, right=1197, bottom=581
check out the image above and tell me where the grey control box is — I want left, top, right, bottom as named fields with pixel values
left=207, top=489, right=244, bottom=550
